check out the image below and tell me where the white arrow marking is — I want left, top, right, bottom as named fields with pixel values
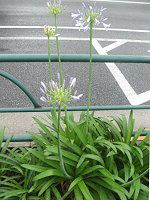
left=103, top=41, right=127, bottom=52
left=92, top=39, right=150, bottom=105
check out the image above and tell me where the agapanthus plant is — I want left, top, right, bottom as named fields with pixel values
left=72, top=2, right=110, bottom=31
left=40, top=75, right=83, bottom=178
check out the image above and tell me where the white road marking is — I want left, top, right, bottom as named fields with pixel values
left=0, top=37, right=150, bottom=44
left=0, top=26, right=150, bottom=33
left=103, top=41, right=127, bottom=52
left=148, top=50, right=150, bottom=52
left=138, top=90, right=150, bottom=104
left=92, top=39, right=150, bottom=105
left=92, top=0, right=150, bottom=5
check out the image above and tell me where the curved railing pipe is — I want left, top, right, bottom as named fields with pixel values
left=0, top=70, right=41, bottom=108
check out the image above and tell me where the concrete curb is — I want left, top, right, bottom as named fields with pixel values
left=0, top=110, right=150, bottom=135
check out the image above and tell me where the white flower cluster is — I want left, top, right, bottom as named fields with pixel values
left=71, top=2, right=110, bottom=31
left=40, top=74, right=83, bottom=107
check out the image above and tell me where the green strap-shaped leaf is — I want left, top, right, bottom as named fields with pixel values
left=86, top=181, right=110, bottom=200
left=38, top=178, right=56, bottom=196
left=68, top=176, right=83, bottom=191
left=126, top=110, right=134, bottom=144
left=52, top=186, right=63, bottom=200
left=85, top=154, right=104, bottom=166
left=86, top=144, right=99, bottom=156
left=22, top=164, right=49, bottom=172
left=46, top=145, right=79, bottom=162
left=33, top=169, right=65, bottom=181
left=0, top=127, right=5, bottom=148
left=74, top=186, right=83, bottom=200
left=96, top=137, right=117, bottom=153
left=44, top=189, right=51, bottom=200
left=133, top=146, right=143, bottom=166
left=131, top=127, right=144, bottom=147
left=82, top=165, right=103, bottom=176
left=68, top=120, right=87, bottom=146
left=1, top=134, right=12, bottom=154
left=28, top=149, right=58, bottom=169
left=78, top=180, right=94, bottom=200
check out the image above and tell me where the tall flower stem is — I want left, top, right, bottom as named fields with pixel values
left=48, top=36, right=53, bottom=80
left=54, top=14, right=63, bottom=85
left=86, top=21, right=93, bottom=135
left=57, top=104, right=71, bottom=178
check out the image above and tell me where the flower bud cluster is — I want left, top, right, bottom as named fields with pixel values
left=40, top=74, right=83, bottom=107
left=44, top=25, right=56, bottom=37
left=47, top=0, right=62, bottom=15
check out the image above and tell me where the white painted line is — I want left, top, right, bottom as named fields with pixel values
left=0, top=37, right=150, bottom=44
left=0, top=26, right=150, bottom=33
left=92, top=0, right=150, bottom=5
left=92, top=39, right=150, bottom=105
left=103, top=41, right=127, bottom=52
left=96, top=38, right=150, bottom=44
left=148, top=50, right=150, bottom=52
left=138, top=90, right=150, bottom=103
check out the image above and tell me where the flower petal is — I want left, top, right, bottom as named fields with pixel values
left=71, top=13, right=81, bottom=19
left=72, top=94, right=83, bottom=100
left=40, top=96, right=47, bottom=102
left=70, top=78, right=76, bottom=87
left=41, top=81, right=47, bottom=91
left=87, top=16, right=91, bottom=23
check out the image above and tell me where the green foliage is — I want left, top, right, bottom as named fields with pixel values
left=0, top=111, right=149, bottom=199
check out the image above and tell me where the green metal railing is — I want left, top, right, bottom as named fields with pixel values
left=1, top=54, right=150, bottom=63
left=1, top=54, right=150, bottom=141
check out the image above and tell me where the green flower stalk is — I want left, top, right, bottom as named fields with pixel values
left=57, top=104, right=71, bottom=178
left=72, top=2, right=110, bottom=136
left=86, top=21, right=93, bottom=135
left=44, top=25, right=56, bottom=80
left=47, top=0, right=63, bottom=85
left=40, top=75, right=83, bottom=177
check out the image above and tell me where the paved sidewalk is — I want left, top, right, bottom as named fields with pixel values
left=0, top=110, right=149, bottom=136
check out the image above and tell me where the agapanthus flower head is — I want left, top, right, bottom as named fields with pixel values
left=47, top=0, right=62, bottom=15
left=44, top=25, right=56, bottom=37
left=71, top=2, right=110, bottom=31
left=40, top=74, right=83, bottom=107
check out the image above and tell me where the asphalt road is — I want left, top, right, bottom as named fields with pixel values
left=0, top=0, right=150, bottom=108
